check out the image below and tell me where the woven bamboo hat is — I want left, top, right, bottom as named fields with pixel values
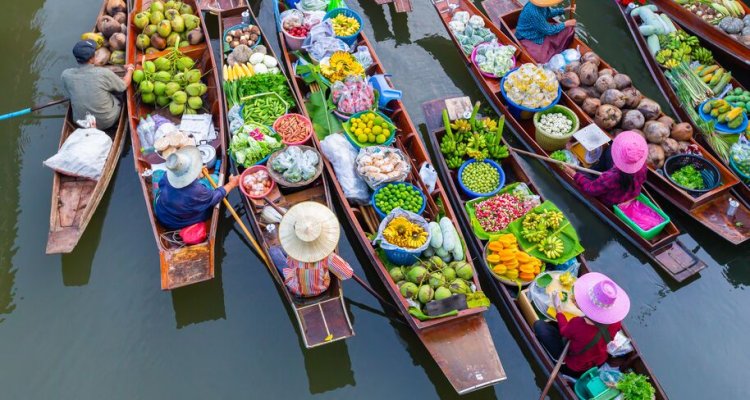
left=529, top=0, right=564, bottom=7
left=279, top=202, right=340, bottom=262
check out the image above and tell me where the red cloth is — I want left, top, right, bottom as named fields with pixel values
left=520, top=26, right=575, bottom=64
left=618, top=0, right=645, bottom=6
left=573, top=165, right=647, bottom=207
left=556, top=314, right=621, bottom=373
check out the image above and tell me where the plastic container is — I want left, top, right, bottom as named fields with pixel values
left=239, top=165, right=275, bottom=199
left=282, top=28, right=306, bottom=51
left=730, top=156, right=750, bottom=182
left=533, top=105, right=579, bottom=151
left=697, top=99, right=748, bottom=134
left=324, top=8, right=362, bottom=46
left=663, top=154, right=721, bottom=196
left=223, top=23, right=261, bottom=53
left=470, top=44, right=516, bottom=79
left=342, top=110, right=396, bottom=149
left=371, top=182, right=427, bottom=219
left=383, top=246, right=422, bottom=266
left=457, top=159, right=505, bottom=199
left=613, top=193, right=670, bottom=240
left=500, top=67, right=562, bottom=120
left=273, top=113, right=313, bottom=145
left=574, top=367, right=621, bottom=400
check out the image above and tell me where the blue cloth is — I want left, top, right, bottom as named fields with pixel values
left=154, top=174, right=227, bottom=230
left=515, top=2, right=566, bottom=45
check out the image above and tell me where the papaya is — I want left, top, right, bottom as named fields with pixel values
left=709, top=69, right=724, bottom=86
left=718, top=104, right=732, bottom=113
left=702, top=101, right=713, bottom=114
left=702, top=74, right=714, bottom=84
left=728, top=116, right=743, bottom=129
left=718, top=112, right=729, bottom=123
left=701, top=65, right=719, bottom=76
left=711, top=109, right=720, bottom=117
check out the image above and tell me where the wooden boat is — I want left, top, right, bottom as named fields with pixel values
left=647, top=0, right=750, bottom=70
left=46, top=0, right=129, bottom=254
left=126, top=0, right=227, bottom=290
left=493, top=0, right=750, bottom=245
left=197, top=0, right=248, bottom=14
left=274, top=1, right=506, bottom=393
left=613, top=1, right=750, bottom=205
left=430, top=0, right=705, bottom=282
left=214, top=6, right=354, bottom=348
left=422, top=96, right=669, bottom=400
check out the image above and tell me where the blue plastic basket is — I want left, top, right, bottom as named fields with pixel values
left=371, top=182, right=427, bottom=219
left=697, top=99, right=748, bottom=134
left=383, top=247, right=422, bottom=266
left=223, top=23, right=261, bottom=54
left=500, top=67, right=562, bottom=120
left=324, top=8, right=362, bottom=46
left=457, top=159, right=505, bottom=199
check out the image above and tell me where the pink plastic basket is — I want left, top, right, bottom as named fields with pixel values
left=273, top=113, right=313, bottom=145
left=471, top=44, right=516, bottom=79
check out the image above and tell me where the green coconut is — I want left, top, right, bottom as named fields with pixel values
left=175, top=56, right=194, bottom=71
left=429, top=256, right=447, bottom=271
left=143, top=24, right=158, bottom=37
left=145, top=47, right=159, bottom=55
left=172, top=72, right=185, bottom=83
left=171, top=15, right=185, bottom=33
left=449, top=279, right=470, bottom=295
left=149, top=10, right=164, bottom=25
left=164, top=81, right=181, bottom=96
left=198, top=83, right=207, bottom=96
left=454, top=262, right=473, bottom=280
left=185, top=69, right=202, bottom=83
left=172, top=90, right=187, bottom=104
left=407, top=266, right=428, bottom=285
left=400, top=282, right=419, bottom=299
left=187, top=96, right=202, bottom=110
left=418, top=285, right=434, bottom=304
left=169, top=101, right=185, bottom=115
left=135, top=34, right=150, bottom=50
left=389, top=267, right=405, bottom=282
left=139, top=80, right=154, bottom=94
left=153, top=71, right=171, bottom=83
left=179, top=41, right=190, bottom=48
left=149, top=1, right=164, bottom=14
left=184, top=108, right=196, bottom=115
left=428, top=272, right=445, bottom=289
left=183, top=14, right=200, bottom=30
left=141, top=92, right=156, bottom=104
left=133, top=69, right=145, bottom=83
left=156, top=95, right=171, bottom=107
left=166, top=32, right=181, bottom=47
left=143, top=60, right=156, bottom=73
left=434, top=286, right=452, bottom=301
left=179, top=3, right=193, bottom=15
left=134, top=12, right=150, bottom=30
left=164, top=0, right=177, bottom=9
left=153, top=81, right=167, bottom=96
left=442, top=267, right=456, bottom=282
left=154, top=57, right=171, bottom=71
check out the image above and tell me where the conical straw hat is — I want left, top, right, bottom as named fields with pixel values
left=279, top=202, right=340, bottom=262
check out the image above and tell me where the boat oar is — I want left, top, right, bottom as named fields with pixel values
left=539, top=341, right=571, bottom=400
left=569, top=0, right=576, bottom=19
left=261, top=197, right=402, bottom=314
left=201, top=168, right=273, bottom=268
left=0, top=98, right=69, bottom=121
left=510, top=147, right=602, bottom=176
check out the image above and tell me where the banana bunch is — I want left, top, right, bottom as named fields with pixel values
left=542, top=210, right=564, bottom=229
left=539, top=235, right=565, bottom=259
left=223, top=62, right=254, bottom=81
left=522, top=227, right=548, bottom=243
left=692, top=47, right=714, bottom=65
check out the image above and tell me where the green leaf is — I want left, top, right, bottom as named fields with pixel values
left=305, top=91, right=343, bottom=139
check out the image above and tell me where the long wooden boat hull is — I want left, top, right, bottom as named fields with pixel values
left=126, top=0, right=226, bottom=290
left=422, top=97, right=669, bottom=400
left=493, top=0, right=750, bottom=246
left=274, top=1, right=505, bottom=392
left=213, top=6, right=354, bottom=348
left=613, top=1, right=750, bottom=205
left=46, top=0, right=129, bottom=254
left=648, top=0, right=750, bottom=70
left=197, top=0, right=248, bottom=14
left=430, top=0, right=705, bottom=281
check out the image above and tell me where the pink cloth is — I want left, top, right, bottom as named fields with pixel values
left=520, top=26, right=575, bottom=64
left=618, top=199, right=665, bottom=231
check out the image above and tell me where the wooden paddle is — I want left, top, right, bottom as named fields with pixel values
left=510, top=147, right=602, bottom=176
left=539, top=341, right=571, bottom=400
left=0, top=98, right=69, bottom=121
left=569, top=0, right=576, bottom=19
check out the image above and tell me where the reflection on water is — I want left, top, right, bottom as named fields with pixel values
left=303, top=340, right=356, bottom=394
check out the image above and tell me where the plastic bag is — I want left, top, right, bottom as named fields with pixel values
left=43, top=128, right=113, bottom=180
left=419, top=162, right=438, bottom=194
left=468, top=15, right=485, bottom=28
left=320, top=133, right=370, bottom=204
left=296, top=0, right=328, bottom=12
left=475, top=42, right=516, bottom=76
left=561, top=48, right=581, bottom=63
left=355, top=146, right=410, bottom=189
left=227, top=105, right=244, bottom=134
left=303, top=21, right=350, bottom=61
left=304, top=10, right=327, bottom=27
left=179, top=222, right=207, bottom=245
left=372, top=208, right=431, bottom=253
left=280, top=9, right=305, bottom=31
left=730, top=137, right=750, bottom=180
left=353, top=45, right=373, bottom=69
left=331, top=76, right=375, bottom=115
left=617, top=199, right=665, bottom=231
left=607, top=330, right=634, bottom=357
left=137, top=115, right=156, bottom=149
left=510, top=183, right=542, bottom=210
left=452, top=11, right=470, bottom=24
left=545, top=53, right=567, bottom=73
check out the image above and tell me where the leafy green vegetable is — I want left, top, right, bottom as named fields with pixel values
left=295, top=58, right=342, bottom=138
left=671, top=165, right=705, bottom=190
left=617, top=372, right=655, bottom=400
left=229, top=123, right=283, bottom=167
left=223, top=80, right=240, bottom=108
left=237, top=74, right=295, bottom=106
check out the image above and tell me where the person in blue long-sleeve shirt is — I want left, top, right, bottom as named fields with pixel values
left=154, top=146, right=239, bottom=230
left=515, top=0, right=576, bottom=63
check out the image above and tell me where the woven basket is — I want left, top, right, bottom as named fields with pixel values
left=266, top=145, right=324, bottom=188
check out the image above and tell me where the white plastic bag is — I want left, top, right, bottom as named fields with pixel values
left=43, top=128, right=112, bottom=180
left=320, top=133, right=370, bottom=204
left=607, top=330, right=634, bottom=357
left=419, top=162, right=438, bottom=194
left=355, top=146, right=410, bottom=189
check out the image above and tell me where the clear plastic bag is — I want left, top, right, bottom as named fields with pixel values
left=304, top=10, right=327, bottom=27
left=303, top=20, right=350, bottom=61
left=355, top=146, right=410, bottom=189
left=545, top=53, right=567, bottom=73
left=43, top=128, right=113, bottom=180
left=280, top=9, right=305, bottom=31
left=468, top=15, right=485, bottom=28
left=452, top=11, right=470, bottom=24
left=227, top=105, right=244, bottom=134
left=137, top=115, right=156, bottom=149
left=320, top=133, right=370, bottom=204
left=419, top=162, right=438, bottom=194
left=353, top=46, right=373, bottom=69
left=607, top=330, right=634, bottom=357
left=730, top=137, right=750, bottom=179
left=372, top=208, right=431, bottom=253
left=296, top=0, right=328, bottom=12
left=331, top=76, right=374, bottom=115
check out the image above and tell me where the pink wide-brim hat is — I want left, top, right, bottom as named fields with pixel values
left=573, top=272, right=630, bottom=325
left=611, top=131, right=648, bottom=174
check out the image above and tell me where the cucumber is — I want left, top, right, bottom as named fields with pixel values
left=646, top=34, right=660, bottom=55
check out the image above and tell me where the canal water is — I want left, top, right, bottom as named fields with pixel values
left=1, top=0, right=748, bottom=398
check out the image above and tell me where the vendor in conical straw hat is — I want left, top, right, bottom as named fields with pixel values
left=279, top=202, right=353, bottom=298
left=515, top=0, right=577, bottom=63
left=533, top=272, right=630, bottom=377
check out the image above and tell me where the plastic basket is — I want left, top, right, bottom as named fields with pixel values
left=470, top=43, right=516, bottom=79
left=457, top=159, right=505, bottom=199
left=663, top=154, right=721, bottom=196
left=613, top=193, right=670, bottom=240
left=500, top=67, right=562, bottom=120
left=273, top=113, right=313, bottom=145
left=574, top=368, right=620, bottom=400
left=324, top=8, right=362, bottom=46
left=697, top=99, right=748, bottom=134
left=533, top=105, right=579, bottom=152
left=342, top=110, right=396, bottom=149
left=371, top=182, right=427, bottom=219
left=223, top=23, right=261, bottom=54
left=239, top=165, right=275, bottom=199
left=730, top=156, right=750, bottom=182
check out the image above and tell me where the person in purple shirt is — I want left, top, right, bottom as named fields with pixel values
left=154, top=146, right=239, bottom=230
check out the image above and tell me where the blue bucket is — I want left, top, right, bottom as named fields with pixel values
left=371, top=182, right=427, bottom=219
left=500, top=67, right=562, bottom=120
left=324, top=8, right=362, bottom=46
left=457, top=159, right=505, bottom=199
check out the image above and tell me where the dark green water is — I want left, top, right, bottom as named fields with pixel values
left=0, top=0, right=748, bottom=398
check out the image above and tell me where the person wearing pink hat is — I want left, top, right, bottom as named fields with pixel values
left=534, top=272, right=631, bottom=377
left=563, top=131, right=649, bottom=207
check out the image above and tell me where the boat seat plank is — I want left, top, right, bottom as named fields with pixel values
left=57, top=180, right=92, bottom=227
left=162, top=244, right=212, bottom=290
left=298, top=296, right=353, bottom=347
left=653, top=241, right=705, bottom=281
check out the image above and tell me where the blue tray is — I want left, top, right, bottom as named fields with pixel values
left=698, top=99, right=748, bottom=134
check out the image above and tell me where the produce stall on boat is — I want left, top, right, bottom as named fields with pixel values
left=430, top=0, right=705, bottom=282
left=126, top=0, right=226, bottom=290
left=272, top=0, right=506, bottom=393
left=423, top=96, right=668, bottom=400
left=215, top=5, right=354, bottom=348
left=46, top=0, right=129, bottom=254
left=493, top=0, right=750, bottom=245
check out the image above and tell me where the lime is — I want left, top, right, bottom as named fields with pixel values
left=375, top=134, right=386, bottom=144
